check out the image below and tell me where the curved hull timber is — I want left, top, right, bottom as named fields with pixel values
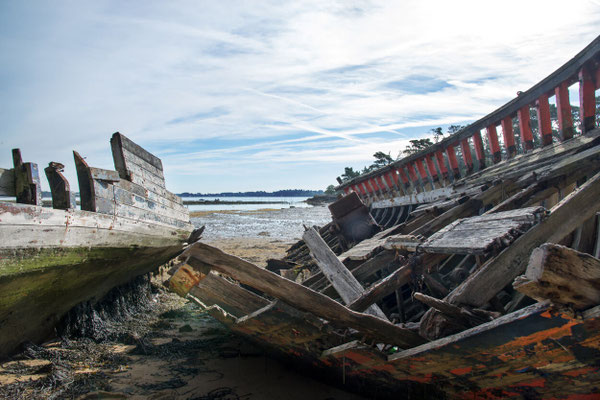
left=0, top=202, right=191, bottom=359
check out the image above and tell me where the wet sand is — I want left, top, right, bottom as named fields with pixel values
left=0, top=206, right=366, bottom=399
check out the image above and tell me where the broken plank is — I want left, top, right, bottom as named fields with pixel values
left=419, top=207, right=547, bottom=255
left=303, top=227, right=388, bottom=320
left=513, top=243, right=600, bottom=310
left=183, top=242, right=426, bottom=348
left=449, top=170, right=600, bottom=308
left=189, top=272, right=269, bottom=318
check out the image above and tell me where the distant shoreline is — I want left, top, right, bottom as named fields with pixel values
left=183, top=199, right=292, bottom=205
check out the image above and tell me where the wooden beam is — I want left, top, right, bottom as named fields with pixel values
left=579, top=66, right=597, bottom=133
left=555, top=81, right=574, bottom=141
left=12, top=149, right=42, bottom=206
left=303, top=227, right=388, bottom=320
left=513, top=243, right=600, bottom=310
left=500, top=117, right=517, bottom=158
left=517, top=106, right=534, bottom=152
left=413, top=293, right=493, bottom=328
left=486, top=125, right=502, bottom=163
left=536, top=94, right=554, bottom=146
left=348, top=254, right=445, bottom=312
left=44, top=162, right=76, bottom=209
left=182, top=242, right=426, bottom=348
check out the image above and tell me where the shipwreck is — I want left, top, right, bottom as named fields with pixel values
left=0, top=132, right=194, bottom=359
left=168, top=36, right=600, bottom=398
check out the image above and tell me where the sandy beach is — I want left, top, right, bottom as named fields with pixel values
left=0, top=206, right=367, bottom=400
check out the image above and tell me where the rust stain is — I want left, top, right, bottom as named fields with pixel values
left=563, top=367, right=597, bottom=377
left=450, top=366, right=472, bottom=376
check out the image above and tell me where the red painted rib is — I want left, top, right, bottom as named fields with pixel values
left=517, top=106, right=534, bottom=151
left=579, top=66, right=597, bottom=133
left=472, top=132, right=486, bottom=168
left=486, top=125, right=502, bottom=163
left=445, top=144, right=460, bottom=177
left=406, top=163, right=419, bottom=184
left=500, top=118, right=516, bottom=158
left=536, top=94, right=553, bottom=146
left=397, top=167, right=409, bottom=185
left=435, top=151, right=448, bottom=177
left=555, top=81, right=574, bottom=141
left=460, top=138, right=474, bottom=173
left=425, top=154, right=439, bottom=180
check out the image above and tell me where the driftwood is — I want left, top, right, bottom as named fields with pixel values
left=182, top=242, right=425, bottom=348
left=513, top=243, right=600, bottom=310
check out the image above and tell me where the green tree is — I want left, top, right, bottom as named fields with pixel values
left=371, top=151, right=394, bottom=168
left=403, top=138, right=434, bottom=155
left=341, top=166, right=360, bottom=182
left=325, top=184, right=336, bottom=195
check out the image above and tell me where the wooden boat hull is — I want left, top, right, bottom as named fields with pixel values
left=188, top=274, right=600, bottom=399
left=0, top=202, right=191, bottom=359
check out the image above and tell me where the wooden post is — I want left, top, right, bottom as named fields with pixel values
left=517, top=106, right=534, bottom=152
left=472, top=132, right=486, bottom=170
left=435, top=150, right=449, bottom=185
left=460, top=138, right=474, bottom=174
left=406, top=162, right=422, bottom=192
left=514, top=243, right=600, bottom=310
left=424, top=154, right=441, bottom=188
left=12, top=149, right=42, bottom=206
left=183, top=242, right=426, bottom=348
left=579, top=66, right=597, bottom=133
left=536, top=94, right=554, bottom=146
left=445, top=144, right=461, bottom=179
left=303, top=227, right=388, bottom=320
left=486, top=125, right=502, bottom=163
left=44, top=162, right=76, bottom=209
left=415, top=158, right=433, bottom=191
left=555, top=81, right=574, bottom=141
left=500, top=118, right=517, bottom=158
left=397, top=167, right=412, bottom=194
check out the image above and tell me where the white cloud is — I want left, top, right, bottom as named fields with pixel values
left=0, top=0, right=598, bottom=192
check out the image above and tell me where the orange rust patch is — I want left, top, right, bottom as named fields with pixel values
left=563, top=367, right=597, bottom=377
left=516, top=377, right=546, bottom=388
left=450, top=366, right=472, bottom=376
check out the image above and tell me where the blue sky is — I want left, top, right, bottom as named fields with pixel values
left=1, top=1, right=599, bottom=193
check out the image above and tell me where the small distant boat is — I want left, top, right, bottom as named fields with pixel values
left=0, top=132, right=194, bottom=359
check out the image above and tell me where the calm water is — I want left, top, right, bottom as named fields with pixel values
left=191, top=205, right=332, bottom=241
left=183, top=196, right=312, bottom=211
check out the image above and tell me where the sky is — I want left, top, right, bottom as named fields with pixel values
left=0, top=1, right=599, bottom=193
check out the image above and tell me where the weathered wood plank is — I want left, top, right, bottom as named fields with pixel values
left=348, top=264, right=412, bottom=312
left=92, top=180, right=189, bottom=222
left=117, top=178, right=185, bottom=209
left=89, top=167, right=120, bottom=182
left=0, top=168, right=15, bottom=196
left=234, top=301, right=345, bottom=352
left=189, top=272, right=269, bottom=318
left=12, top=149, right=42, bottom=206
left=44, top=162, right=76, bottom=209
left=303, top=227, right=388, bottom=320
left=183, top=242, right=426, bottom=348
left=513, top=243, right=600, bottom=310
left=120, top=156, right=166, bottom=189
left=111, top=132, right=163, bottom=172
left=449, top=170, right=600, bottom=308
left=94, top=196, right=190, bottom=229
left=413, top=292, right=495, bottom=328
left=420, top=207, right=547, bottom=255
